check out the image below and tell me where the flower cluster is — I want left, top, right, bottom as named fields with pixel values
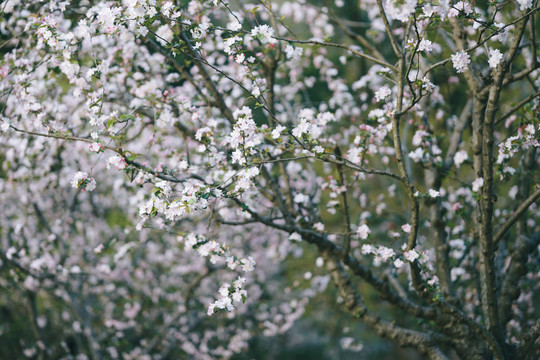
left=291, top=109, right=336, bottom=140
left=107, top=155, right=127, bottom=170
left=250, top=24, right=276, bottom=44
left=89, top=142, right=104, bottom=153
left=71, top=171, right=96, bottom=191
left=227, top=107, right=263, bottom=165
left=361, top=244, right=424, bottom=270
left=178, top=233, right=257, bottom=316
left=285, top=45, right=303, bottom=60
left=207, top=277, right=248, bottom=316
left=488, top=49, right=503, bottom=68
left=451, top=50, right=471, bottom=73
left=138, top=181, right=215, bottom=230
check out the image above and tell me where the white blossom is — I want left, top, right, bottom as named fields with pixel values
left=454, top=150, right=468, bottom=168
left=516, top=0, right=533, bottom=10
left=374, top=86, right=391, bottom=102
left=408, top=147, right=425, bottom=162
left=250, top=25, right=276, bottom=44
left=377, top=247, right=395, bottom=261
left=107, top=155, right=127, bottom=170
left=509, top=185, right=518, bottom=199
left=235, top=53, right=245, bottom=64
left=289, top=232, right=302, bottom=241
left=361, top=244, right=375, bottom=254
left=472, top=177, right=484, bottom=192
left=418, top=38, right=433, bottom=53
left=285, top=45, right=303, bottom=60
left=488, top=48, right=503, bottom=68
left=403, top=249, right=419, bottom=262
left=356, top=224, right=371, bottom=239
left=71, top=171, right=96, bottom=191
left=227, top=20, right=242, bottom=31
left=156, top=24, right=173, bottom=46
left=272, top=125, right=286, bottom=139
left=385, top=0, right=418, bottom=22
left=451, top=50, right=470, bottom=73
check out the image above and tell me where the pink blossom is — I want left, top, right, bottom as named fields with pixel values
left=89, top=142, right=103, bottom=152
left=401, top=224, right=411, bottom=233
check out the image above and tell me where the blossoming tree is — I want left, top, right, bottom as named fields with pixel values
left=0, top=0, right=539, bottom=359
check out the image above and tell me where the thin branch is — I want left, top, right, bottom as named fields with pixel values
left=334, top=146, right=352, bottom=257
left=374, top=0, right=401, bottom=57
left=477, top=13, right=530, bottom=350
left=321, top=248, right=449, bottom=360
left=424, top=7, right=539, bottom=81
left=443, top=99, right=473, bottom=169
left=499, top=231, right=540, bottom=327
left=10, top=126, right=113, bottom=149
left=495, top=187, right=540, bottom=244
left=259, top=165, right=296, bottom=225
left=228, top=198, right=436, bottom=320
left=273, top=36, right=396, bottom=70
left=323, top=0, right=386, bottom=61
left=495, top=90, right=540, bottom=126
left=519, top=320, right=540, bottom=359
left=322, top=153, right=405, bottom=184
left=140, top=35, right=210, bottom=105
left=178, top=31, right=236, bottom=124
left=125, top=158, right=204, bottom=183
left=253, top=155, right=314, bottom=165
left=502, top=64, right=540, bottom=87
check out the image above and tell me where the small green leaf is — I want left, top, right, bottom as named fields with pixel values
left=119, top=114, right=135, bottom=122
left=106, top=119, right=116, bottom=129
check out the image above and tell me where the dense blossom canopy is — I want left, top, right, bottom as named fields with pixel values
left=0, top=0, right=539, bottom=359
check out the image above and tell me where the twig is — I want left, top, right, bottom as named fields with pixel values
left=494, top=187, right=540, bottom=244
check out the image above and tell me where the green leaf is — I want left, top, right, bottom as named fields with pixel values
left=192, top=239, right=209, bottom=250
left=106, top=118, right=116, bottom=129
left=119, top=114, right=135, bottom=122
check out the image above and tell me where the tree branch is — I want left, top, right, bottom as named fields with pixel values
left=519, top=320, right=540, bottom=359
left=374, top=0, right=401, bottom=57
left=478, top=14, right=530, bottom=350
left=494, top=187, right=540, bottom=244
left=495, top=90, right=540, bottom=126
left=499, top=231, right=540, bottom=327
left=321, top=248, right=449, bottom=360
left=272, top=36, right=396, bottom=70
